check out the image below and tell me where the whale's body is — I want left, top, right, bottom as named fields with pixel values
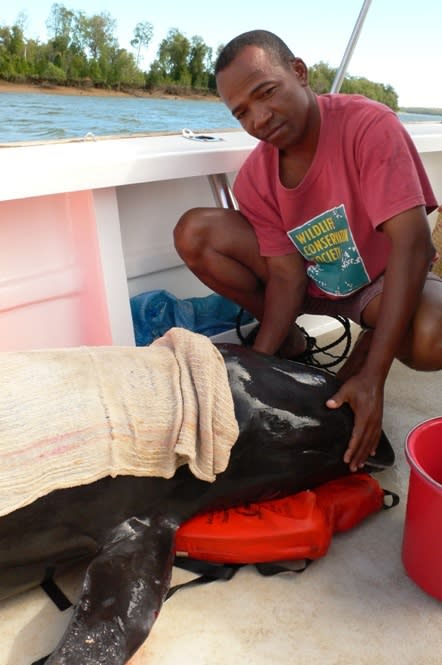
left=0, top=343, right=394, bottom=664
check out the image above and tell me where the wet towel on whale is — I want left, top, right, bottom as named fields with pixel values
left=0, top=327, right=239, bottom=517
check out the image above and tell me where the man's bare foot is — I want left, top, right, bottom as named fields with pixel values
left=278, top=324, right=308, bottom=359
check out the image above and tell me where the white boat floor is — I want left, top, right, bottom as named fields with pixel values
left=1, top=359, right=441, bottom=665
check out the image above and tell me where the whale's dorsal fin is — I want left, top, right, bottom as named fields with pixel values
left=46, top=514, right=177, bottom=665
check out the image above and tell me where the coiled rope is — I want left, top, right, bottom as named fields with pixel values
left=235, top=309, right=352, bottom=371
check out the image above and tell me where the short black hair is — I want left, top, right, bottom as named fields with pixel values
left=215, top=30, right=296, bottom=76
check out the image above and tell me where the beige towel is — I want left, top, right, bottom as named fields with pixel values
left=0, top=328, right=239, bottom=517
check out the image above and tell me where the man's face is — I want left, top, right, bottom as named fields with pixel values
left=216, top=45, right=312, bottom=151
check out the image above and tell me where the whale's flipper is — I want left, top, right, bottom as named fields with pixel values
left=46, top=514, right=177, bottom=665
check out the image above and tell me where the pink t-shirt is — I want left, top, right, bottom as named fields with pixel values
left=233, top=94, right=437, bottom=299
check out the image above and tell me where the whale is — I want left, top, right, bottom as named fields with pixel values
left=0, top=343, right=394, bottom=665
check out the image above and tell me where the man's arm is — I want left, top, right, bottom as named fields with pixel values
left=328, top=205, right=435, bottom=470
left=252, top=252, right=308, bottom=356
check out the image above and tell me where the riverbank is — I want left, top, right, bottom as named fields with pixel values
left=0, top=80, right=220, bottom=102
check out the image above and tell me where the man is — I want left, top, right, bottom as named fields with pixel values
left=174, top=30, right=442, bottom=471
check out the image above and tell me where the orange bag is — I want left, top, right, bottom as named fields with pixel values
left=175, top=473, right=394, bottom=565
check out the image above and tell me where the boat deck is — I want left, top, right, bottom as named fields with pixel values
left=2, top=353, right=441, bottom=665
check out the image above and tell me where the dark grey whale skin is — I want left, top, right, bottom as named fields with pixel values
left=0, top=344, right=394, bottom=664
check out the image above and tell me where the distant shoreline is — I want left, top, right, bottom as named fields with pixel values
left=0, top=80, right=221, bottom=103
left=399, top=106, right=442, bottom=116
left=1, top=82, right=441, bottom=116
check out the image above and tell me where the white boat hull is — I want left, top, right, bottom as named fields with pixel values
left=0, top=125, right=442, bottom=665
left=1, top=125, right=441, bottom=351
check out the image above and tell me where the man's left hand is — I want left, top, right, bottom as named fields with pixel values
left=326, top=374, right=384, bottom=471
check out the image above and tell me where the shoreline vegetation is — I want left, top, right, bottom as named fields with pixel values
left=0, top=79, right=220, bottom=102
left=400, top=106, right=442, bottom=116
left=0, top=81, right=441, bottom=116
left=0, top=9, right=418, bottom=113
left=1, top=7, right=439, bottom=114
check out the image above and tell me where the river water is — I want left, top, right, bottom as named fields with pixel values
left=0, top=91, right=441, bottom=144
left=0, top=92, right=239, bottom=143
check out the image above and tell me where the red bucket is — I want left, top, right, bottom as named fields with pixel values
left=402, top=417, right=442, bottom=600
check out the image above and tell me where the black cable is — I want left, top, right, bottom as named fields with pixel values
left=235, top=309, right=352, bottom=372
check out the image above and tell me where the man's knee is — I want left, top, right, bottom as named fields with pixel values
left=174, top=207, right=250, bottom=268
left=175, top=207, right=210, bottom=235
left=174, top=207, right=208, bottom=258
left=403, top=314, right=442, bottom=371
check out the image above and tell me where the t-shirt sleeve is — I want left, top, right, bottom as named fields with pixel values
left=355, top=109, right=437, bottom=227
left=233, top=147, right=296, bottom=256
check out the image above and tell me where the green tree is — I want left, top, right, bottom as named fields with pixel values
left=40, top=61, right=67, bottom=83
left=144, top=58, right=164, bottom=88
left=81, top=12, right=118, bottom=86
left=109, top=48, right=144, bottom=88
left=341, top=76, right=399, bottom=110
left=130, top=21, right=153, bottom=67
left=8, top=24, right=26, bottom=58
left=46, top=3, right=74, bottom=64
left=0, top=23, right=30, bottom=80
left=46, top=3, right=75, bottom=43
left=83, top=12, right=117, bottom=61
left=188, top=35, right=211, bottom=88
left=308, top=61, right=335, bottom=94
left=157, top=28, right=191, bottom=85
left=46, top=4, right=88, bottom=81
left=309, top=61, right=399, bottom=110
left=0, top=27, right=16, bottom=79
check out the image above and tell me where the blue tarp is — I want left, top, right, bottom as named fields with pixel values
left=130, top=289, right=254, bottom=346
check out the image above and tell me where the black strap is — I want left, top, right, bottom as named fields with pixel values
left=167, top=557, right=243, bottom=599
left=166, top=573, right=229, bottom=600
left=382, top=489, right=400, bottom=509
left=173, top=556, right=242, bottom=579
left=168, top=555, right=311, bottom=599
left=40, top=567, right=73, bottom=611
left=255, top=560, right=312, bottom=576
left=30, top=570, right=73, bottom=664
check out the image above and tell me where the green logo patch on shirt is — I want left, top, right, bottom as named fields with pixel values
left=287, top=204, right=370, bottom=296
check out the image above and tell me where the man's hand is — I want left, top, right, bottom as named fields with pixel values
left=326, top=373, right=384, bottom=471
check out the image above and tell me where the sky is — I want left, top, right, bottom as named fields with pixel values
left=1, top=0, right=441, bottom=108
